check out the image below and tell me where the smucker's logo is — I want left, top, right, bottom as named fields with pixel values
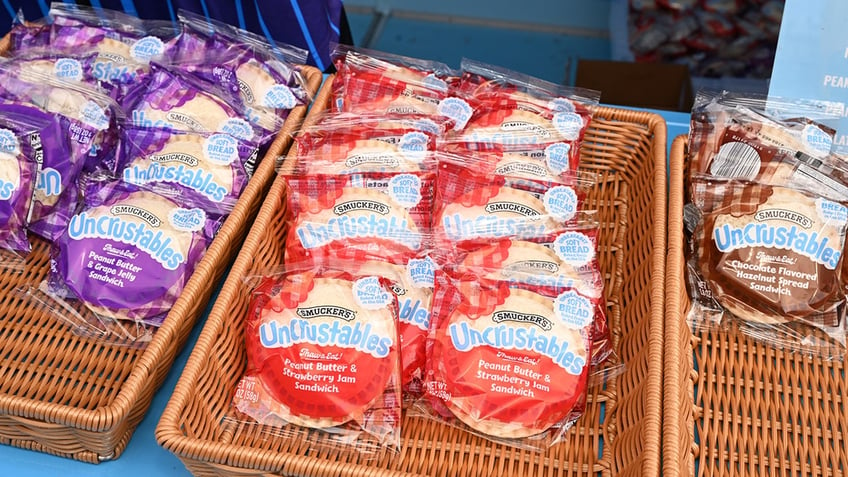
left=501, top=121, right=551, bottom=139
left=98, top=52, right=127, bottom=63
left=110, top=205, right=161, bottom=227
left=491, top=310, right=553, bottom=331
left=238, top=79, right=255, bottom=105
left=333, top=200, right=390, bottom=216
left=166, top=112, right=205, bottom=131
left=503, top=260, right=560, bottom=274
left=485, top=201, right=542, bottom=217
left=345, top=154, right=400, bottom=168
left=754, top=208, right=813, bottom=229
left=296, top=306, right=357, bottom=322
left=150, top=153, right=199, bottom=167
left=495, top=162, right=548, bottom=177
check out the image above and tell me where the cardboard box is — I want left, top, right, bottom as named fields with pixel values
left=575, top=59, right=694, bottom=112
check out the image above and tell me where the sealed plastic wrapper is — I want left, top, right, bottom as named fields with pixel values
left=454, top=59, right=598, bottom=156
left=0, top=138, right=37, bottom=257
left=169, top=9, right=311, bottom=122
left=420, top=269, right=593, bottom=450
left=302, top=242, right=437, bottom=400
left=232, top=263, right=402, bottom=452
left=433, top=156, right=593, bottom=243
left=4, top=49, right=101, bottom=88
left=300, top=112, right=447, bottom=138
left=687, top=175, right=848, bottom=355
left=331, top=45, right=457, bottom=120
left=291, top=131, right=438, bottom=174
left=688, top=91, right=848, bottom=201
left=119, top=127, right=256, bottom=216
left=49, top=179, right=219, bottom=329
left=122, top=64, right=281, bottom=145
left=0, top=66, right=124, bottom=174
left=283, top=170, right=435, bottom=265
left=49, top=3, right=164, bottom=85
left=0, top=103, right=72, bottom=242
left=446, top=221, right=613, bottom=366
left=295, top=113, right=443, bottom=172
left=440, top=139, right=579, bottom=181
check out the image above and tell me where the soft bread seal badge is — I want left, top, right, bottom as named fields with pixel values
left=426, top=273, right=593, bottom=440
left=695, top=177, right=848, bottom=326
left=237, top=269, right=402, bottom=441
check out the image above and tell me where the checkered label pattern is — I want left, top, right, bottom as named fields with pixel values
left=283, top=171, right=435, bottom=264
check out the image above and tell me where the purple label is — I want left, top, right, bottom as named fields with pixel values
left=56, top=183, right=218, bottom=320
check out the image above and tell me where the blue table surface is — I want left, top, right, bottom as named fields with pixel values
left=0, top=107, right=690, bottom=476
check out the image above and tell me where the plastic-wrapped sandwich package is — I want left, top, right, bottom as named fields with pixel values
left=166, top=10, right=312, bottom=124
left=330, top=46, right=476, bottom=129
left=122, top=63, right=283, bottom=145
left=41, top=178, right=221, bottom=344
left=420, top=267, right=595, bottom=450
left=119, top=126, right=257, bottom=215
left=0, top=123, right=38, bottom=258
left=685, top=91, right=848, bottom=357
left=293, top=114, right=442, bottom=174
left=0, top=67, right=123, bottom=240
left=232, top=261, right=403, bottom=453
left=48, top=3, right=166, bottom=87
left=449, top=59, right=600, bottom=172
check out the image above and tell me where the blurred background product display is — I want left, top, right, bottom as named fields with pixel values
left=0, top=0, right=785, bottom=110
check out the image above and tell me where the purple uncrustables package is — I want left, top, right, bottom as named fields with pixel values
left=0, top=102, right=75, bottom=242
left=228, top=27, right=311, bottom=120
left=49, top=3, right=165, bottom=86
left=52, top=179, right=220, bottom=325
left=169, top=10, right=307, bottom=129
left=0, top=66, right=124, bottom=178
left=0, top=134, right=37, bottom=254
left=118, top=126, right=257, bottom=216
left=121, top=63, right=278, bottom=145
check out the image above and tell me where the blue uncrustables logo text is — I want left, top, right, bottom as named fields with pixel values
left=37, top=167, right=62, bottom=197
left=713, top=220, right=843, bottom=270
left=448, top=319, right=585, bottom=375
left=441, top=213, right=548, bottom=241
left=0, top=178, right=14, bottom=200
left=67, top=208, right=185, bottom=270
left=296, top=214, right=421, bottom=250
left=259, top=317, right=393, bottom=358
left=123, top=160, right=229, bottom=202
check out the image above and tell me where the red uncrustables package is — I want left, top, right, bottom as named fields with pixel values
left=234, top=262, right=403, bottom=452
left=420, top=268, right=595, bottom=450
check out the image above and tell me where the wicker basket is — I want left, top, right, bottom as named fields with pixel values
left=0, top=65, right=322, bottom=463
left=663, top=135, right=848, bottom=476
left=156, top=78, right=668, bottom=477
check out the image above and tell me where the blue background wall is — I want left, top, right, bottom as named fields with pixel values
left=342, top=0, right=614, bottom=85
